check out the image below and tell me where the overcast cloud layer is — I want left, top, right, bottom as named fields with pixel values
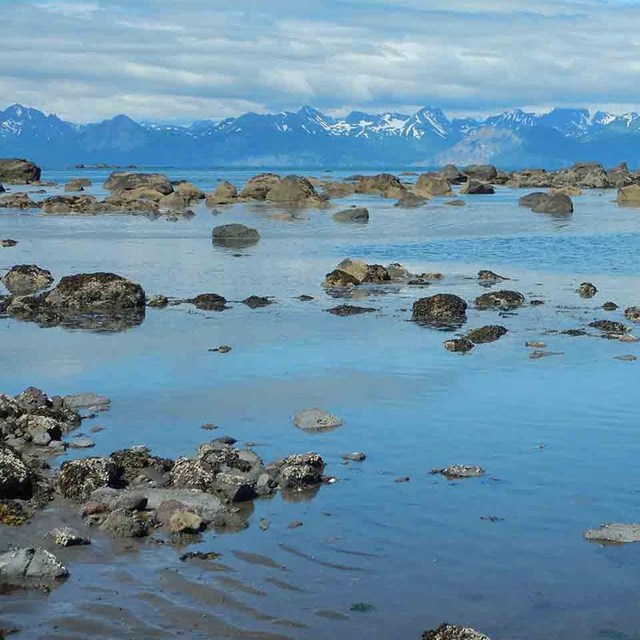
left=3, top=0, right=640, bottom=122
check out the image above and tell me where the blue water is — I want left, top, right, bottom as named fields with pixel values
left=1, top=169, right=640, bottom=640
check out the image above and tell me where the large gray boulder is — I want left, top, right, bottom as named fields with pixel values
left=2, top=264, right=53, bottom=294
left=0, top=158, right=41, bottom=183
left=0, top=548, right=68, bottom=580
left=293, top=408, right=343, bottom=432
left=531, top=193, right=573, bottom=214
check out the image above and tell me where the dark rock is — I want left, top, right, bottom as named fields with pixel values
left=212, top=223, right=260, bottom=247
left=103, top=172, right=173, bottom=196
left=459, top=180, right=494, bottom=195
left=441, top=164, right=466, bottom=184
left=562, top=329, right=588, bottom=337
left=430, top=465, right=485, bottom=479
left=0, top=447, right=33, bottom=499
left=100, top=509, right=151, bottom=538
left=342, top=452, right=366, bottom=462
left=624, top=306, right=640, bottom=322
left=531, top=193, right=573, bottom=214
left=444, top=338, right=474, bottom=353
left=242, top=296, right=273, bottom=309
left=412, top=294, right=468, bottom=326
left=475, top=290, right=525, bottom=308
left=333, top=206, right=369, bottom=222
left=364, top=265, right=391, bottom=283
left=323, top=269, right=360, bottom=287
left=0, top=159, right=41, bottom=183
left=589, top=320, right=627, bottom=333
left=478, top=269, right=508, bottom=282
left=58, top=457, right=121, bottom=502
left=578, top=282, right=597, bottom=298
left=190, top=293, right=228, bottom=311
left=2, top=265, right=53, bottom=294
left=268, top=453, right=325, bottom=491
left=1, top=239, right=18, bottom=247
left=109, top=448, right=173, bottom=487
left=147, top=295, right=169, bottom=308
left=518, top=192, right=548, bottom=208
left=327, top=304, right=376, bottom=317
left=603, top=302, right=618, bottom=311
left=422, top=623, right=491, bottom=640
left=466, top=325, right=508, bottom=344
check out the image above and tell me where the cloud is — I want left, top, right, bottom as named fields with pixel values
left=2, top=0, right=640, bottom=122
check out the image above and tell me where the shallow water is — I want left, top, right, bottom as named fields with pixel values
left=2, top=169, right=640, bottom=639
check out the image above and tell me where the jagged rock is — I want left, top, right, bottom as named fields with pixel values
left=430, top=465, right=485, bottom=479
left=444, top=338, right=474, bottom=353
left=147, top=294, right=169, bottom=308
left=0, top=447, right=33, bottom=499
left=190, top=293, right=228, bottom=311
left=17, top=414, right=63, bottom=446
left=268, top=453, right=325, bottom=491
left=589, top=320, right=627, bottom=334
left=0, top=159, right=41, bottom=183
left=293, top=408, right=343, bottom=432
left=475, top=290, right=525, bottom=308
left=607, top=162, right=631, bottom=188
left=459, top=180, right=495, bottom=195
left=412, top=294, right=468, bottom=326
left=440, top=165, right=466, bottom=184
left=109, top=448, right=173, bottom=487
left=466, top=325, right=508, bottom=344
left=327, top=304, right=376, bottom=316
left=578, top=282, right=597, bottom=298
left=0, top=193, right=39, bottom=209
left=212, top=223, right=260, bottom=247
left=103, top=172, right=173, bottom=196
left=58, top=457, right=121, bottom=502
left=2, top=264, right=53, bottom=294
left=100, top=509, right=151, bottom=538
left=0, top=548, right=68, bottom=580
left=48, top=527, right=91, bottom=547
left=206, top=181, right=238, bottom=205
left=239, top=173, right=281, bottom=200
left=265, top=175, right=324, bottom=207
left=422, top=623, right=491, bottom=640
left=414, top=173, right=453, bottom=197
left=583, top=523, right=640, bottom=544
left=333, top=206, right=369, bottom=222
left=355, top=174, right=406, bottom=199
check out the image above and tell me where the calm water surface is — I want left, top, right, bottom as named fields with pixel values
left=1, top=168, right=640, bottom=639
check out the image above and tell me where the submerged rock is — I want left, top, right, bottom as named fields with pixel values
left=431, top=465, right=485, bottom=479
left=242, top=296, right=273, bottom=309
left=333, top=206, right=369, bottom=222
left=2, top=264, right=53, bottom=295
left=422, top=623, right=491, bottom=640
left=412, top=294, right=468, bottom=326
left=624, top=306, right=640, bottom=321
left=190, top=293, right=228, bottom=311
left=475, top=290, right=525, bottom=309
left=444, top=338, right=474, bottom=353
left=395, top=192, right=429, bottom=208
left=578, top=282, right=598, bottom=298
left=466, top=325, right=508, bottom=344
left=583, top=523, right=640, bottom=544
left=212, top=223, right=260, bottom=247
left=293, top=408, right=343, bottom=432
left=327, top=304, right=377, bottom=317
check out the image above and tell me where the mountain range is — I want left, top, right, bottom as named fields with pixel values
left=2, top=103, right=640, bottom=169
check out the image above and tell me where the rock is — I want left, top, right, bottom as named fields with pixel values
left=0, top=193, right=39, bottom=209
left=355, top=174, right=405, bottom=199
left=0, top=548, right=68, bottom=580
left=624, top=307, right=640, bottom=321
left=617, top=184, right=640, bottom=205
left=552, top=186, right=582, bottom=197
left=0, top=447, right=33, bottom=499
left=147, top=294, right=169, bottom=308
left=259, top=518, right=270, bottom=531
left=603, top=302, right=619, bottom=311
left=518, top=192, right=548, bottom=208
left=333, top=206, right=369, bottom=222
left=578, top=282, right=597, bottom=298
left=206, top=181, right=238, bottom=206
left=422, top=623, right=491, bottom=640
left=103, top=172, right=173, bottom=196
left=288, top=521, right=304, bottom=529
left=414, top=173, right=453, bottom=197
left=1, top=239, right=18, bottom=247
left=2, top=264, right=53, bottom=294
left=58, top=457, right=121, bottom=502
left=459, top=180, right=494, bottom=195
left=18, top=414, right=64, bottom=446
left=584, top=523, right=640, bottom=544
left=210, top=345, right=231, bottom=354
left=110, top=448, right=173, bottom=488
left=441, top=164, right=466, bottom=184
left=342, top=452, right=366, bottom=462
left=525, top=341, right=546, bottom=348
left=463, top=164, right=498, bottom=182
left=242, top=296, right=273, bottom=309
left=212, top=223, right=260, bottom=248
left=65, top=178, right=92, bottom=192
left=239, top=173, right=281, bottom=200
left=466, top=325, right=508, bottom=344
left=67, top=437, right=95, bottom=449
left=529, top=350, right=564, bottom=359
left=41, top=195, right=102, bottom=214
left=180, top=551, right=222, bottom=562
left=0, top=159, right=41, bottom=183
left=386, top=263, right=411, bottom=280
left=331, top=258, right=368, bottom=282
left=394, top=192, right=429, bottom=208
left=321, top=181, right=356, bottom=198
left=607, top=162, right=631, bottom=188
left=265, top=175, right=324, bottom=207
left=100, top=509, right=151, bottom=538
left=268, top=453, right=325, bottom=491
left=114, top=493, right=148, bottom=511
left=190, top=293, right=228, bottom=311
left=477, top=270, right=507, bottom=282
left=293, top=409, right=343, bottom=432
left=531, top=193, right=574, bottom=214
left=48, top=527, right=91, bottom=547
left=63, top=392, right=110, bottom=412
left=444, top=338, right=474, bottom=353
left=614, top=355, right=637, bottom=362
left=175, top=181, right=203, bottom=201
left=589, top=320, right=627, bottom=334
left=323, top=270, right=361, bottom=288
left=445, top=199, right=466, bottom=207
left=412, top=294, right=468, bottom=326
left=327, top=304, right=377, bottom=316
left=475, top=290, right=525, bottom=309
left=169, top=510, right=204, bottom=534
left=430, top=465, right=485, bottom=479
left=158, top=192, right=189, bottom=211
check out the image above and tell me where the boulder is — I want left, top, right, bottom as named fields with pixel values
left=0, top=159, right=41, bottom=183
left=518, top=192, right=548, bottom=208
left=333, top=206, right=369, bottom=222
left=175, top=181, right=203, bottom=200
left=412, top=294, right=468, bottom=326
left=265, top=175, right=324, bottom=207
left=293, top=408, right=343, bottom=432
left=323, top=259, right=390, bottom=286
left=1, top=239, right=18, bottom=247
left=100, top=509, right=151, bottom=538
left=0, top=447, right=33, bottom=499
left=414, top=173, right=453, bottom=197
left=48, top=527, right=91, bottom=547
left=459, top=180, right=495, bottom=195
left=395, top=192, right=429, bottom=208
left=327, top=304, right=377, bottom=316
left=169, top=510, right=204, bottom=534
left=206, top=181, right=238, bottom=206
left=2, top=264, right=53, bottom=294
left=242, top=295, right=273, bottom=309
left=578, top=282, right=597, bottom=298
left=607, top=162, right=631, bottom=188
left=103, top=172, right=173, bottom=195
left=190, top=293, right=228, bottom=311
left=212, top=223, right=260, bottom=248
left=463, top=164, right=498, bottom=182
left=58, top=457, right=121, bottom=501
left=422, top=624, right=491, bottom=640
left=159, top=192, right=189, bottom=210
left=531, top=193, right=573, bottom=214
left=239, top=173, right=281, bottom=199
left=466, top=325, right=508, bottom=344
left=589, top=320, right=627, bottom=334
left=617, top=184, right=640, bottom=205
left=267, top=453, right=325, bottom=491
left=41, top=195, right=101, bottom=215
left=64, top=178, right=92, bottom=192
left=478, top=270, right=507, bottom=282
left=0, top=548, right=68, bottom=580
left=444, top=338, right=474, bottom=353
left=323, top=270, right=361, bottom=287
left=0, top=193, right=39, bottom=209
left=440, top=164, right=466, bottom=184
left=109, top=447, right=173, bottom=488
left=321, top=181, right=356, bottom=198
left=475, top=290, right=525, bottom=308
left=624, top=307, right=640, bottom=322
left=355, top=174, right=406, bottom=199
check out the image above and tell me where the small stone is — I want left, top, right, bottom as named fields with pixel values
left=210, top=345, right=232, bottom=353
left=577, top=282, right=597, bottom=298
left=147, top=295, right=169, bottom=308
left=293, top=408, right=343, bottom=432
left=430, top=465, right=485, bottom=479
left=444, top=338, right=474, bottom=353
left=1, top=239, right=18, bottom=248
left=525, top=341, right=546, bottom=348
left=327, top=304, right=377, bottom=317
left=89, top=425, right=104, bottom=433
left=179, top=551, right=221, bottom=562
left=342, top=452, right=366, bottom=462
left=603, top=302, right=618, bottom=311
left=67, top=437, right=95, bottom=449
left=298, top=295, right=314, bottom=301
left=287, top=521, right=304, bottom=529
left=529, top=350, right=564, bottom=359
left=614, top=355, right=637, bottom=362
left=394, top=476, right=410, bottom=483
left=48, top=527, right=91, bottom=547
left=201, top=423, right=218, bottom=431
left=242, top=296, right=273, bottom=309
left=259, top=518, right=270, bottom=531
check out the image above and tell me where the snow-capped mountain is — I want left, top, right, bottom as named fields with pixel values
left=2, top=102, right=640, bottom=168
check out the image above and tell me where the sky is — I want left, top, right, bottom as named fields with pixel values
left=2, top=0, right=640, bottom=123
